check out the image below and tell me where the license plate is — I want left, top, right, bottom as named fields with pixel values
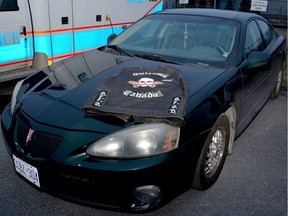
left=12, top=155, right=40, bottom=187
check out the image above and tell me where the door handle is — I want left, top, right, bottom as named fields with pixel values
left=23, top=26, right=27, bottom=36
left=22, top=26, right=27, bottom=41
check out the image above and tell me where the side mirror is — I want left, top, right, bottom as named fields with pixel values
left=107, top=33, right=117, bottom=44
left=246, top=51, right=269, bottom=69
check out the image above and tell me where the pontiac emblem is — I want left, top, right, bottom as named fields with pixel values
left=26, top=128, right=35, bottom=145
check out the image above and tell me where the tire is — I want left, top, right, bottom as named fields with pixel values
left=192, top=114, right=230, bottom=191
left=270, top=65, right=283, bottom=99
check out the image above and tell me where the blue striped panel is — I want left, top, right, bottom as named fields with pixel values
left=0, top=37, right=33, bottom=63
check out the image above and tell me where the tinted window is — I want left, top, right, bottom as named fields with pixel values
left=244, top=20, right=264, bottom=57
left=257, top=20, right=275, bottom=47
left=0, top=0, right=19, bottom=11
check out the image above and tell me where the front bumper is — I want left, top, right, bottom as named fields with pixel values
left=1, top=105, right=197, bottom=212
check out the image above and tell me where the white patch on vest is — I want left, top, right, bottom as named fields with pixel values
left=122, top=90, right=164, bottom=98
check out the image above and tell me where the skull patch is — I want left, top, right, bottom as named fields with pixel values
left=128, top=77, right=164, bottom=88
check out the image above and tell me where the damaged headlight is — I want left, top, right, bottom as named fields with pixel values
left=86, top=123, right=180, bottom=158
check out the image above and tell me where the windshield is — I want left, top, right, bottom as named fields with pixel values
left=110, top=13, right=240, bottom=68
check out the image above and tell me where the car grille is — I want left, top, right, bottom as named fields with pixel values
left=16, top=117, right=63, bottom=158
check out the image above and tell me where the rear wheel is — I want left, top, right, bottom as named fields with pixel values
left=270, top=65, right=283, bottom=99
left=192, top=114, right=230, bottom=190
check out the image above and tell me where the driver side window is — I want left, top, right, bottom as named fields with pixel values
left=244, top=20, right=264, bottom=58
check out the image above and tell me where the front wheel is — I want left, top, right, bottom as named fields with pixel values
left=192, top=114, right=230, bottom=190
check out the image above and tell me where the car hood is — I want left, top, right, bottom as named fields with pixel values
left=21, top=50, right=227, bottom=132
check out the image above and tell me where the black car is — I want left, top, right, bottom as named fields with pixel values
left=1, top=9, right=285, bottom=212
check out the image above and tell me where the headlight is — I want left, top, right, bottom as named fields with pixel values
left=86, top=123, right=180, bottom=158
left=10, top=79, right=25, bottom=115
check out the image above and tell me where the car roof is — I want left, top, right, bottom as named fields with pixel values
left=157, top=8, right=261, bottom=23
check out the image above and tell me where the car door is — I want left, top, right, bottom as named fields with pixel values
left=256, top=19, right=284, bottom=89
left=238, top=19, right=271, bottom=126
left=0, top=0, right=33, bottom=74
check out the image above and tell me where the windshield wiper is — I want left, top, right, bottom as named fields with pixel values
left=105, top=45, right=135, bottom=57
left=135, top=54, right=180, bottom=65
